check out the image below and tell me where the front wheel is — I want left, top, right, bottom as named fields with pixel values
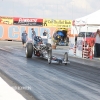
left=48, top=50, right=52, bottom=64
left=64, top=52, right=68, bottom=65
left=26, top=43, right=33, bottom=58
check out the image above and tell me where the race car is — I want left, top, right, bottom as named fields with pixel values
left=25, top=36, right=69, bottom=65
left=53, top=28, right=69, bottom=46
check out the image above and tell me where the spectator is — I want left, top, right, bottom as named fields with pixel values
left=43, top=30, right=48, bottom=36
left=94, top=29, right=100, bottom=57
left=31, top=28, right=36, bottom=39
left=21, top=30, right=28, bottom=47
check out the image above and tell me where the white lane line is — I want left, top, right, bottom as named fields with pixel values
left=0, top=77, right=26, bottom=100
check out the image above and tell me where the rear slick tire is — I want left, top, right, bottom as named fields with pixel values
left=26, top=43, right=33, bottom=58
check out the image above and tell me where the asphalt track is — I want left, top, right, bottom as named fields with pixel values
left=0, top=41, right=100, bottom=100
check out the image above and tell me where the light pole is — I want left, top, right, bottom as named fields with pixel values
left=71, top=1, right=74, bottom=20
left=13, top=1, right=15, bottom=17
left=27, top=0, right=30, bottom=18
left=42, top=5, right=45, bottom=18
left=57, top=4, right=58, bottom=20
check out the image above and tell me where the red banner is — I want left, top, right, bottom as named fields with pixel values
left=13, top=17, right=43, bottom=26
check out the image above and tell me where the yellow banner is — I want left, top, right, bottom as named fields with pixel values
left=43, top=19, right=72, bottom=28
left=43, top=19, right=53, bottom=26
left=0, top=16, right=13, bottom=25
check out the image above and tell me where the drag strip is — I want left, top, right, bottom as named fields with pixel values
left=0, top=41, right=100, bottom=100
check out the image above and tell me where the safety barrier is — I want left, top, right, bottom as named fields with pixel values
left=75, top=37, right=94, bottom=59
left=82, top=43, right=93, bottom=59
left=68, top=37, right=75, bottom=55
left=74, top=46, right=76, bottom=55
left=82, top=46, right=90, bottom=59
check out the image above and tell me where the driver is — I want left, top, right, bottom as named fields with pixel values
left=34, top=36, right=43, bottom=45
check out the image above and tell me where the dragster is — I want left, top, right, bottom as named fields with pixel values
left=25, top=36, right=70, bottom=65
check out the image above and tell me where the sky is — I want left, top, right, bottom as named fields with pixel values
left=0, top=0, right=100, bottom=20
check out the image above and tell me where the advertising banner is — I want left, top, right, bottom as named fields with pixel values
left=43, top=19, right=53, bottom=27
left=68, top=37, right=75, bottom=56
left=0, top=24, right=56, bottom=41
left=13, top=17, right=43, bottom=26
left=0, top=16, right=13, bottom=25
left=43, top=19, right=72, bottom=28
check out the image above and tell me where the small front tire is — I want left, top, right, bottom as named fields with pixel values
left=48, top=50, right=52, bottom=64
left=64, top=52, right=68, bottom=65
left=48, top=58, right=51, bottom=64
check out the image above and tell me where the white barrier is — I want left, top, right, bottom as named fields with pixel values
left=76, top=37, right=83, bottom=58
left=69, top=37, right=75, bottom=56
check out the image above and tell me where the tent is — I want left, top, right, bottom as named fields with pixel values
left=71, top=10, right=100, bottom=35
left=72, top=10, right=100, bottom=58
left=74, top=10, right=100, bottom=26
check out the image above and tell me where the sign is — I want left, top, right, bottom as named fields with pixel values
left=68, top=37, right=75, bottom=55
left=13, top=17, right=43, bottom=26
left=0, top=16, right=13, bottom=25
left=76, top=37, right=83, bottom=58
left=43, top=19, right=72, bottom=28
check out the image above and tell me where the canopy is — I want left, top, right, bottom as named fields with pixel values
left=74, top=10, right=100, bottom=26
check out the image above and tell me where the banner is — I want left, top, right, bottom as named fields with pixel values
left=13, top=17, right=43, bottom=26
left=0, top=16, right=13, bottom=25
left=43, top=19, right=53, bottom=27
left=68, top=37, right=75, bottom=56
left=0, top=24, right=56, bottom=41
left=43, top=19, right=72, bottom=28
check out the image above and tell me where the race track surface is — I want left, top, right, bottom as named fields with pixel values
left=0, top=41, right=100, bottom=100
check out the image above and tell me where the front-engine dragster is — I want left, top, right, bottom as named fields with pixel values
left=25, top=36, right=70, bottom=65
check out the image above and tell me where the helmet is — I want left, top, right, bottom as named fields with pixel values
left=34, top=36, right=42, bottom=43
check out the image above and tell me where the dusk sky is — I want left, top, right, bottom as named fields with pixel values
left=0, top=0, right=100, bottom=20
